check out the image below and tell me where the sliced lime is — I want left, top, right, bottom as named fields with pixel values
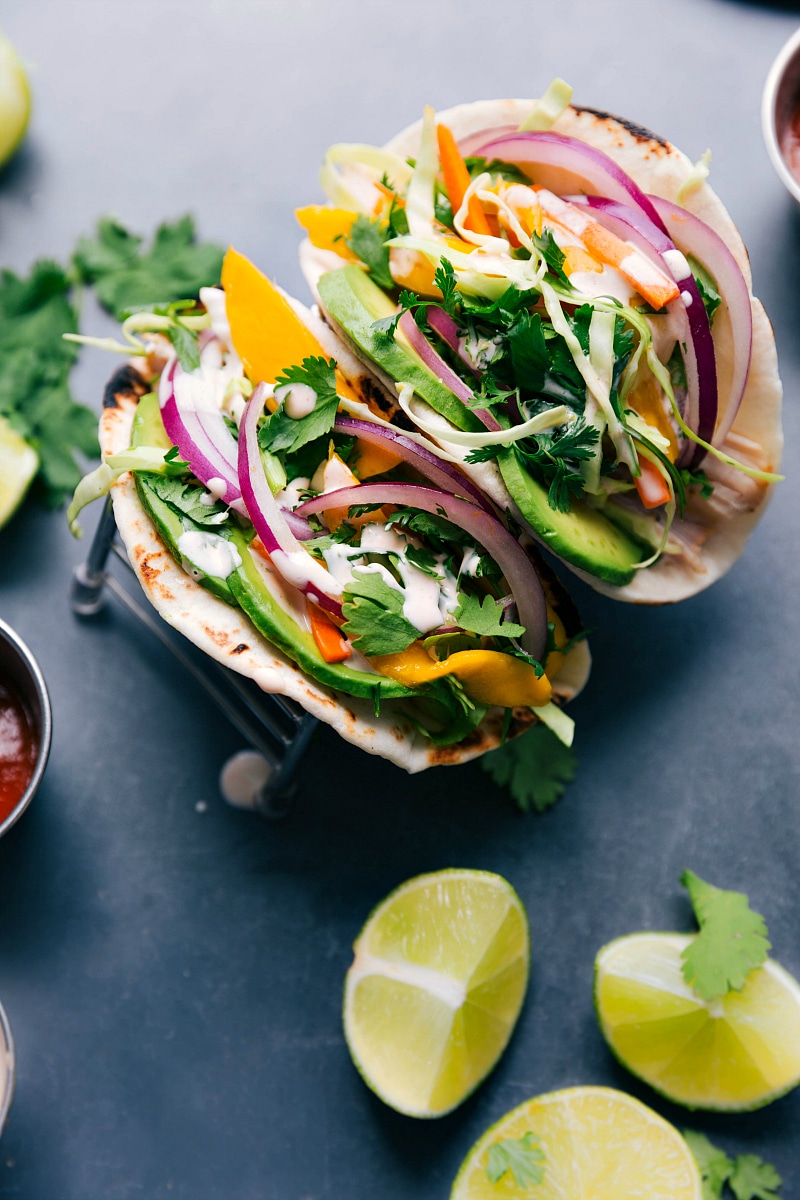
left=450, top=1085, right=701, bottom=1199
left=0, top=415, right=37, bottom=528
left=343, top=869, right=529, bottom=1117
left=0, top=32, right=30, bottom=166
left=595, top=932, right=800, bottom=1110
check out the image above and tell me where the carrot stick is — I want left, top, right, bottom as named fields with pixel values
left=634, top=457, right=671, bottom=510
left=436, top=123, right=492, bottom=236
left=309, top=603, right=352, bottom=663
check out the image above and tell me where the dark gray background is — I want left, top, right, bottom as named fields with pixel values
left=1, top=1, right=799, bottom=1196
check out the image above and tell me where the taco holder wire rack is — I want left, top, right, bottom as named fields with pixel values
left=70, top=497, right=317, bottom=818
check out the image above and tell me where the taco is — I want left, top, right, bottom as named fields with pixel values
left=297, top=86, right=783, bottom=603
left=70, top=248, right=590, bottom=772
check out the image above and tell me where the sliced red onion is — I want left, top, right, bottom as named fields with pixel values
left=159, top=359, right=242, bottom=506
left=570, top=195, right=717, bottom=466
left=334, top=414, right=494, bottom=512
left=426, top=307, right=481, bottom=377
left=239, top=383, right=344, bottom=617
left=468, top=132, right=669, bottom=234
left=398, top=311, right=502, bottom=432
left=649, top=194, right=752, bottom=450
left=159, top=358, right=314, bottom=536
left=458, top=125, right=518, bottom=158
left=296, top=481, right=548, bottom=661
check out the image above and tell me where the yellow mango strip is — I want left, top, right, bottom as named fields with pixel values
left=562, top=245, right=603, bottom=276
left=390, top=235, right=480, bottom=296
left=371, top=642, right=552, bottom=708
left=295, top=206, right=359, bottom=258
left=221, top=247, right=358, bottom=400
left=353, top=439, right=404, bottom=479
left=628, top=376, right=679, bottom=461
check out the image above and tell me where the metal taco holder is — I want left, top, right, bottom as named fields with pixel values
left=70, top=497, right=317, bottom=818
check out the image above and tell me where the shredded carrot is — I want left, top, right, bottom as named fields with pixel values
left=375, top=180, right=405, bottom=207
left=436, top=123, right=492, bottom=237
left=309, top=603, right=352, bottom=663
left=634, top=457, right=671, bottom=510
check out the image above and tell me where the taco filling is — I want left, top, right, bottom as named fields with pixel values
left=68, top=249, right=589, bottom=756
left=297, top=85, right=782, bottom=600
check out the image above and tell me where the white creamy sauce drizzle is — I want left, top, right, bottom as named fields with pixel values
left=275, top=382, right=318, bottom=419
left=662, top=248, right=692, bottom=282
left=199, top=286, right=233, bottom=350
left=270, top=548, right=344, bottom=597
left=205, top=476, right=228, bottom=501
left=177, top=531, right=243, bottom=580
left=459, top=331, right=503, bottom=370
left=275, top=477, right=310, bottom=511
left=174, top=349, right=244, bottom=416
left=320, top=522, right=460, bottom=634
left=680, top=290, right=693, bottom=308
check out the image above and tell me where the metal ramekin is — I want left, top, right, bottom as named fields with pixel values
left=763, top=26, right=800, bottom=204
left=0, top=619, right=52, bottom=839
left=0, top=999, right=14, bottom=1138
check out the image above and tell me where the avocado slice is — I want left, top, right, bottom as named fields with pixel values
left=498, top=448, right=642, bottom=587
left=130, top=392, right=413, bottom=701
left=318, top=265, right=483, bottom=434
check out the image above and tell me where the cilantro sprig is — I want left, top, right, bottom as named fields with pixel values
left=0, top=260, right=98, bottom=506
left=486, top=1132, right=545, bottom=1187
left=680, top=870, right=771, bottom=1002
left=341, top=569, right=419, bottom=657
left=453, top=592, right=524, bottom=639
left=684, top=1131, right=782, bottom=1200
left=73, top=215, right=224, bottom=320
left=345, top=214, right=393, bottom=290
left=265, top=357, right=339, bottom=454
left=481, top=724, right=577, bottom=813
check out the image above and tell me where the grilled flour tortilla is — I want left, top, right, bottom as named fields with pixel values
left=98, top=279, right=590, bottom=773
left=299, top=98, right=783, bottom=603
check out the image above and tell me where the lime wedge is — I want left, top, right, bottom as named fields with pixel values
left=0, top=415, right=37, bottom=528
left=595, top=933, right=800, bottom=1110
left=0, top=32, right=30, bottom=166
left=450, top=1085, right=701, bottom=1200
left=343, top=869, right=529, bottom=1117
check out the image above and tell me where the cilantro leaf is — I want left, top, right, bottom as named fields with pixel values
left=680, top=870, right=771, bottom=1002
left=729, top=1155, right=782, bottom=1200
left=688, top=255, right=722, bottom=325
left=346, top=215, right=393, bottom=290
left=532, top=229, right=569, bottom=284
left=684, top=1130, right=734, bottom=1200
left=486, top=1132, right=545, bottom=1187
left=454, top=592, right=524, bottom=639
left=144, top=475, right=230, bottom=529
left=73, top=215, right=224, bottom=319
left=341, top=569, right=419, bottom=656
left=684, top=1132, right=783, bottom=1200
left=405, top=545, right=441, bottom=578
left=433, top=259, right=458, bottom=313
left=680, top=467, right=714, bottom=500
left=465, top=156, right=532, bottom=186
left=481, top=724, right=577, bottom=813
left=0, top=260, right=99, bottom=507
left=266, top=357, right=339, bottom=454
left=509, top=311, right=547, bottom=393
left=166, top=321, right=201, bottom=372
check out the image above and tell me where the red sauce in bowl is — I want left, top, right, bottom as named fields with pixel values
left=780, top=104, right=800, bottom=183
left=0, top=679, right=38, bottom=824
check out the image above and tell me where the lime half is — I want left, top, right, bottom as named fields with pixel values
left=343, top=869, right=529, bottom=1117
left=0, top=415, right=37, bottom=528
left=451, top=1085, right=701, bottom=1200
left=0, top=32, right=30, bottom=166
left=595, top=932, right=800, bottom=1110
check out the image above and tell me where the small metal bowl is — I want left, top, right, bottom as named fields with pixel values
left=763, top=26, right=800, bottom=204
left=0, top=619, right=52, bottom=839
left=0, top=1001, right=14, bottom=1138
